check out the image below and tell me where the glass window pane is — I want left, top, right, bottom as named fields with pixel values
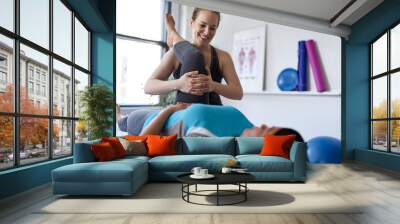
left=116, top=39, right=160, bottom=105
left=0, top=116, right=14, bottom=170
left=391, top=24, right=400, bottom=70
left=391, top=72, right=400, bottom=118
left=53, top=59, right=72, bottom=117
left=372, top=121, right=388, bottom=151
left=0, top=0, right=14, bottom=31
left=372, top=77, right=387, bottom=119
left=53, top=119, right=72, bottom=158
left=75, top=18, right=89, bottom=70
left=53, top=0, right=72, bottom=60
left=74, top=69, right=89, bottom=118
left=20, top=0, right=49, bottom=49
left=20, top=117, right=49, bottom=165
left=20, top=44, right=49, bottom=115
left=117, top=0, right=163, bottom=41
left=372, top=33, right=387, bottom=76
left=75, top=120, right=88, bottom=143
left=391, top=120, right=400, bottom=153
left=0, top=34, right=14, bottom=113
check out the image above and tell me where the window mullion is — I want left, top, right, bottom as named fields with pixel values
left=13, top=0, right=21, bottom=166
left=49, top=0, right=54, bottom=160
left=388, top=29, right=391, bottom=152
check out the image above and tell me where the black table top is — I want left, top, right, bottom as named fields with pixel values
left=177, top=172, right=255, bottom=185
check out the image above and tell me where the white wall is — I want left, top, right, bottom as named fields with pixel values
left=180, top=7, right=342, bottom=141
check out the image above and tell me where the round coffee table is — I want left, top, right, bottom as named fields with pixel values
left=177, top=172, right=255, bottom=206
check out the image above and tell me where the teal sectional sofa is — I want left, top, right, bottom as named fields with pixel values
left=52, top=137, right=307, bottom=196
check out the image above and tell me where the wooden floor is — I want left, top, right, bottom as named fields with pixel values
left=1, top=162, right=400, bottom=224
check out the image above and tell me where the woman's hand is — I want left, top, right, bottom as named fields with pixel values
left=164, top=103, right=190, bottom=113
left=177, top=71, right=212, bottom=95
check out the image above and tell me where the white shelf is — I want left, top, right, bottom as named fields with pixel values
left=245, top=90, right=341, bottom=96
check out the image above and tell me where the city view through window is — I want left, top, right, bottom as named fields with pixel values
left=0, top=0, right=90, bottom=170
left=371, top=23, right=400, bottom=153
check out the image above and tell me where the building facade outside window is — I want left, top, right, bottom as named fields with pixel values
left=0, top=0, right=91, bottom=170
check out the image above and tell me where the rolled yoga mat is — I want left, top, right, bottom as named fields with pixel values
left=305, top=40, right=327, bottom=92
left=297, top=41, right=307, bottom=91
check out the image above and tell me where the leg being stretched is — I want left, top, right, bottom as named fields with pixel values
left=166, top=14, right=210, bottom=104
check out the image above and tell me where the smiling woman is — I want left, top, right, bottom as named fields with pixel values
left=144, top=8, right=243, bottom=105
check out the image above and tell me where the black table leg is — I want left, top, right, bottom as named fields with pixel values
left=245, top=183, right=247, bottom=201
left=217, top=184, right=219, bottom=206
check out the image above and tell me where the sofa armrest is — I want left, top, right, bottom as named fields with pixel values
left=73, top=140, right=100, bottom=163
left=289, top=141, right=307, bottom=181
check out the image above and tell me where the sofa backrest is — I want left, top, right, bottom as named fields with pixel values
left=235, top=137, right=263, bottom=155
left=177, top=137, right=236, bottom=155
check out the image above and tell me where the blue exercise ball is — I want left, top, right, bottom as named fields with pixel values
left=307, top=136, right=341, bottom=163
left=277, top=68, right=299, bottom=91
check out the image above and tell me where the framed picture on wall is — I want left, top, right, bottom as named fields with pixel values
left=232, top=26, right=267, bottom=93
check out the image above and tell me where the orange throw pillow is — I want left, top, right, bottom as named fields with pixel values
left=124, top=135, right=148, bottom=142
left=260, top=135, right=296, bottom=159
left=91, top=142, right=117, bottom=161
left=101, top=137, right=127, bottom=158
left=146, top=135, right=177, bottom=157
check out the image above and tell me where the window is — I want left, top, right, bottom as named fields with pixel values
left=35, top=70, right=41, bottom=81
left=0, top=0, right=91, bottom=170
left=42, top=85, right=46, bottom=97
left=0, top=54, right=7, bottom=67
left=20, top=0, right=49, bottom=49
left=0, top=71, right=6, bottom=85
left=0, top=0, right=14, bottom=32
left=0, top=53, right=8, bottom=89
left=36, top=83, right=41, bottom=95
left=28, top=81, right=34, bottom=94
left=116, top=0, right=168, bottom=105
left=28, top=67, right=34, bottom=80
left=370, top=23, right=400, bottom=154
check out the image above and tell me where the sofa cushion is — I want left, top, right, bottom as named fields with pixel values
left=148, top=154, right=235, bottom=172
left=236, top=155, right=293, bottom=172
left=236, top=137, right=263, bottom=155
left=178, top=137, right=235, bottom=155
left=53, top=158, right=147, bottom=183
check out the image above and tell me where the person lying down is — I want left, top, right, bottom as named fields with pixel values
left=117, top=104, right=304, bottom=142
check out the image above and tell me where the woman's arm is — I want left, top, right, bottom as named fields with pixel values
left=144, top=50, right=180, bottom=95
left=208, top=50, right=243, bottom=100
left=144, top=49, right=208, bottom=96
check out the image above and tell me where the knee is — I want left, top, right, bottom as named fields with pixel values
left=185, top=48, right=205, bottom=66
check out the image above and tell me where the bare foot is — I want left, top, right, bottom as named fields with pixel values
left=165, top=14, right=183, bottom=48
left=116, top=104, right=121, bottom=120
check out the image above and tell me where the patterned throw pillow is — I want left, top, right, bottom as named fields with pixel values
left=118, top=137, right=147, bottom=156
